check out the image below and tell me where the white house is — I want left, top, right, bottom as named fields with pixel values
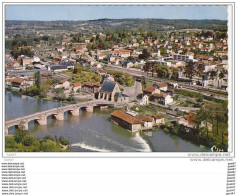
left=92, top=62, right=102, bottom=69
left=71, top=82, right=81, bottom=92
left=153, top=114, right=165, bottom=125
left=137, top=94, right=149, bottom=106
left=152, top=93, right=173, bottom=105
left=53, top=80, right=70, bottom=90
left=153, top=82, right=168, bottom=91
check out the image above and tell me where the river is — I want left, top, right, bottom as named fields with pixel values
left=5, top=92, right=209, bottom=152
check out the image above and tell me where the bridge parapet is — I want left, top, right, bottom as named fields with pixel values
left=5, top=99, right=116, bottom=136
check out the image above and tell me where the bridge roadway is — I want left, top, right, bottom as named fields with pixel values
left=5, top=99, right=114, bottom=136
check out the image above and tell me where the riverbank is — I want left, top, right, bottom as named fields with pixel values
left=161, top=123, right=227, bottom=152
left=7, top=88, right=92, bottom=104
left=5, top=129, right=71, bottom=152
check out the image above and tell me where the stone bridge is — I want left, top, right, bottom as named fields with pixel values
left=5, top=99, right=114, bottom=136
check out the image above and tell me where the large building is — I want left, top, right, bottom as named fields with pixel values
left=111, top=110, right=142, bottom=132
left=98, top=81, right=121, bottom=101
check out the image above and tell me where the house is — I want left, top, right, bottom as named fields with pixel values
left=98, top=81, right=120, bottom=101
left=134, top=115, right=154, bottom=129
left=57, top=47, right=64, bottom=53
left=121, top=61, right=134, bottom=68
left=40, top=73, right=51, bottom=81
left=215, top=43, right=223, bottom=49
left=91, top=62, right=102, bottom=69
left=111, top=110, right=142, bottom=132
left=169, top=53, right=194, bottom=62
left=153, top=82, right=168, bottom=91
left=137, top=94, right=149, bottom=106
left=214, top=51, right=228, bottom=57
left=47, top=61, right=74, bottom=72
left=112, top=59, right=119, bottom=65
left=148, top=59, right=171, bottom=66
left=83, top=82, right=102, bottom=93
left=167, top=82, right=178, bottom=89
left=71, top=82, right=81, bottom=92
left=153, top=114, right=165, bottom=125
left=11, top=78, right=24, bottom=88
left=85, top=38, right=90, bottom=44
left=61, top=40, right=67, bottom=46
left=177, top=112, right=197, bottom=133
left=199, top=61, right=217, bottom=72
left=22, top=57, right=34, bottom=66
left=151, top=93, right=173, bottom=105
left=195, top=42, right=203, bottom=49
left=114, top=92, right=129, bottom=103
left=195, top=55, right=213, bottom=61
left=12, top=60, right=21, bottom=68
left=109, top=55, right=116, bottom=62
left=58, top=61, right=74, bottom=69
left=53, top=80, right=70, bottom=90
left=166, top=89, right=175, bottom=97
left=111, top=50, right=130, bottom=58
left=143, top=87, right=160, bottom=96
left=137, top=59, right=145, bottom=64
left=98, top=53, right=106, bottom=60
left=48, top=65, right=68, bottom=72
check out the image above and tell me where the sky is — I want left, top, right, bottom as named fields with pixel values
left=5, top=5, right=228, bottom=21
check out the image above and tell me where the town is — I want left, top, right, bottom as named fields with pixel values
left=5, top=18, right=228, bottom=152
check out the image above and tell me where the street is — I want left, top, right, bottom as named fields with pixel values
left=120, top=81, right=142, bottom=101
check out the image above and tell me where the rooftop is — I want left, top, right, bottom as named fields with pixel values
left=111, top=110, right=142, bottom=125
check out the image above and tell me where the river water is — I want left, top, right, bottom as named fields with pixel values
left=5, top=92, right=209, bottom=152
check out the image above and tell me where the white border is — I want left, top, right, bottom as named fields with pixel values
left=1, top=1, right=235, bottom=158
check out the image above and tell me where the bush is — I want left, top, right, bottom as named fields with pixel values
left=5, top=137, right=16, bottom=148
left=58, top=136, right=70, bottom=146
left=41, top=140, right=58, bottom=152
left=197, top=97, right=204, bottom=102
left=43, top=135, right=56, bottom=141
left=14, top=129, right=28, bottom=143
left=22, top=135, right=37, bottom=146
left=106, top=70, right=135, bottom=87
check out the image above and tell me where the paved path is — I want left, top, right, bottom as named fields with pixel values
left=120, top=81, right=142, bottom=101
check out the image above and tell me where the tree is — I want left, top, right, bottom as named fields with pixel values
left=34, top=71, right=41, bottom=89
left=210, top=70, right=217, bottom=80
left=139, top=48, right=151, bottom=59
left=171, top=68, right=179, bottom=80
left=22, top=135, right=37, bottom=146
left=156, top=64, right=170, bottom=78
left=185, top=62, right=196, bottom=79
left=143, top=62, right=151, bottom=76
left=197, top=63, right=204, bottom=77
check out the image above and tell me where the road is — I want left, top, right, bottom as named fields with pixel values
left=6, top=69, right=51, bottom=76
left=120, top=81, right=142, bottom=101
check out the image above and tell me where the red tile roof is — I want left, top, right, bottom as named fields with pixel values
left=59, top=80, right=67, bottom=84
left=111, top=110, right=142, bottom=124
left=157, top=82, right=168, bottom=88
left=72, top=82, right=81, bottom=87
left=134, top=114, right=153, bottom=122
left=143, top=87, right=155, bottom=93
left=11, top=78, right=24, bottom=83
left=154, top=114, right=164, bottom=119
